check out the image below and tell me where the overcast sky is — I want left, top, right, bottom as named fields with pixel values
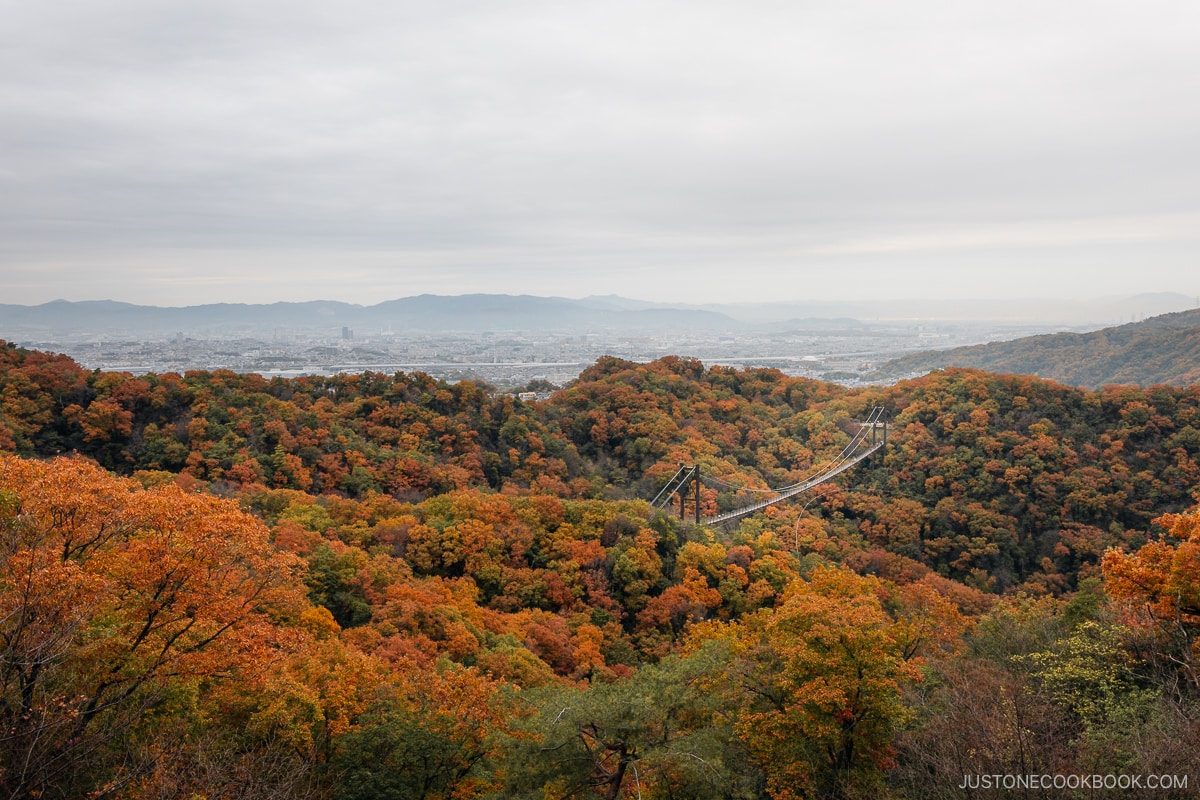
left=2, top=0, right=1199, bottom=307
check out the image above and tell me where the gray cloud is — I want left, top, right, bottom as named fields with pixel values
left=2, top=0, right=1198, bottom=305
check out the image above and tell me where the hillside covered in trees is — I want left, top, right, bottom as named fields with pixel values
left=874, top=307, right=1200, bottom=389
left=2, top=339, right=1200, bottom=798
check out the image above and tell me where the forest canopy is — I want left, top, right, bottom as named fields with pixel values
left=2, top=341, right=1199, bottom=798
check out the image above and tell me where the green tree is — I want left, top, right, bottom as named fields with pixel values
left=505, top=642, right=756, bottom=799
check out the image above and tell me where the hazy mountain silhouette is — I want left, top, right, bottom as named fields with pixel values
left=0, top=295, right=740, bottom=338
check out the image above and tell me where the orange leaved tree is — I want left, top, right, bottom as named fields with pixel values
left=1103, top=507, right=1200, bottom=698
left=0, top=455, right=306, bottom=798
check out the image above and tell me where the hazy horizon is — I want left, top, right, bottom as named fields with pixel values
left=4, top=290, right=1198, bottom=332
left=6, top=288, right=1200, bottom=312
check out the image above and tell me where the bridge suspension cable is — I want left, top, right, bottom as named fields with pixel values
left=700, top=473, right=777, bottom=494
left=649, top=464, right=693, bottom=507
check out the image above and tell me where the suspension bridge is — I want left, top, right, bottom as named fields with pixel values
left=650, top=406, right=889, bottom=526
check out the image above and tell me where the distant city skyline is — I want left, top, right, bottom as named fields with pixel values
left=3, top=1, right=1199, bottom=307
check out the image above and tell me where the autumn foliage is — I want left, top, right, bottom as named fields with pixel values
left=0, top=455, right=307, bottom=797
left=3, top=341, right=1200, bottom=797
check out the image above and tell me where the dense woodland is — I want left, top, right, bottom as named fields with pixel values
left=2, top=339, right=1200, bottom=798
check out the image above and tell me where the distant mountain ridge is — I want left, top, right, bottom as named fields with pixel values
left=873, top=307, right=1200, bottom=389
left=0, top=295, right=740, bottom=338
left=4, top=292, right=1198, bottom=350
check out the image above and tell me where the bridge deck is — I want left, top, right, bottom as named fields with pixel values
left=701, top=440, right=882, bottom=525
left=651, top=406, right=888, bottom=526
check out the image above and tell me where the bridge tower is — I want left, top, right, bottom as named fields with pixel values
left=676, top=464, right=701, bottom=523
left=867, top=413, right=888, bottom=458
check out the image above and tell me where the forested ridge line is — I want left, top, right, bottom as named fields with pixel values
left=874, top=306, right=1200, bottom=389
left=4, top=341, right=1199, bottom=593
